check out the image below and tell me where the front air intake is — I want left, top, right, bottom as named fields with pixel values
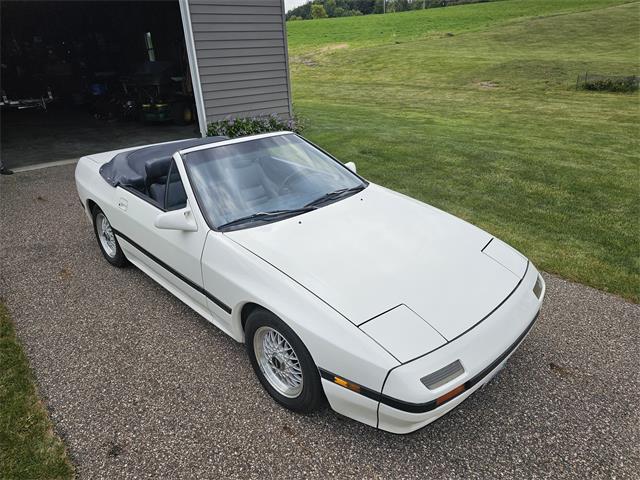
left=421, top=360, right=465, bottom=390
left=533, top=275, right=544, bottom=299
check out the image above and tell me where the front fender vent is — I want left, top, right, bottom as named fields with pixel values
left=421, top=360, right=465, bottom=390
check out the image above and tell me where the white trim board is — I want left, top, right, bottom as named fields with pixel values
left=179, top=0, right=207, bottom=138
left=12, top=158, right=78, bottom=173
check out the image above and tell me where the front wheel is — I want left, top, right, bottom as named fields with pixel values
left=245, top=309, right=325, bottom=413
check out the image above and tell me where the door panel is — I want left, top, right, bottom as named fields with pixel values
left=113, top=187, right=209, bottom=310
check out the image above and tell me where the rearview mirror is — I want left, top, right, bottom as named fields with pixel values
left=154, top=206, right=198, bottom=232
left=345, top=161, right=357, bottom=173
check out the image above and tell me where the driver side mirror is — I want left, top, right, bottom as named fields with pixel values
left=345, top=161, right=357, bottom=173
left=155, top=206, right=198, bottom=232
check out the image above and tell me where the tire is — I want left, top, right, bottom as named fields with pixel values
left=92, top=206, right=128, bottom=268
left=245, top=309, right=325, bottom=413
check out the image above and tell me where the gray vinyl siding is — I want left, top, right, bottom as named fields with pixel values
left=186, top=0, right=292, bottom=122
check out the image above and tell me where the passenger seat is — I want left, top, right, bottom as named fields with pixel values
left=144, top=157, right=171, bottom=205
left=229, top=156, right=277, bottom=209
left=165, top=177, right=187, bottom=210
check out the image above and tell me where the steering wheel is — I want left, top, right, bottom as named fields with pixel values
left=278, top=170, right=326, bottom=194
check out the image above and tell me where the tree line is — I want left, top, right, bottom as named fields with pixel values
left=287, top=0, right=492, bottom=20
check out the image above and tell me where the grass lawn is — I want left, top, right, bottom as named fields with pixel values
left=287, top=0, right=640, bottom=301
left=0, top=304, right=74, bottom=479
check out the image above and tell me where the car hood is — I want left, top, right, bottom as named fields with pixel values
left=225, top=184, right=527, bottom=341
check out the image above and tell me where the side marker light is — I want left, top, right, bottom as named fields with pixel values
left=333, top=376, right=361, bottom=393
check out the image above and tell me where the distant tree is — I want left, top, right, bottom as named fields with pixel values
left=311, top=3, right=329, bottom=18
left=287, top=2, right=312, bottom=19
left=333, top=6, right=364, bottom=16
left=285, top=0, right=496, bottom=20
left=353, top=0, right=376, bottom=14
left=388, top=0, right=410, bottom=11
left=325, top=0, right=337, bottom=16
left=287, top=1, right=376, bottom=19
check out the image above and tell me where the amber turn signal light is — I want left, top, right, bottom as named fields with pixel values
left=436, top=384, right=466, bottom=406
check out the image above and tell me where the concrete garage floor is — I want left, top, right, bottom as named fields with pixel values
left=0, top=165, right=638, bottom=479
left=0, top=108, right=198, bottom=169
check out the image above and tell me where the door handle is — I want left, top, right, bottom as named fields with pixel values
left=118, top=198, right=128, bottom=211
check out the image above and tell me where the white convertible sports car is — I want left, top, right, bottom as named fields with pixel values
left=75, top=131, right=545, bottom=434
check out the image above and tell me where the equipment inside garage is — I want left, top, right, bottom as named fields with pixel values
left=1, top=1, right=199, bottom=169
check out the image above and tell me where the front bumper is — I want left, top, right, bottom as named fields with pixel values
left=322, top=263, right=545, bottom=434
left=378, top=310, right=539, bottom=433
left=379, top=357, right=507, bottom=434
left=379, top=262, right=544, bottom=433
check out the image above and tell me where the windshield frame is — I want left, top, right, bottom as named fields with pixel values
left=180, top=132, right=368, bottom=232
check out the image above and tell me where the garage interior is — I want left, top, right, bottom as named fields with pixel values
left=1, top=1, right=201, bottom=169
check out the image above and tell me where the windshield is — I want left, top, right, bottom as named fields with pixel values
left=183, top=134, right=366, bottom=230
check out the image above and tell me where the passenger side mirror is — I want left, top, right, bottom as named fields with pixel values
left=345, top=161, right=357, bottom=173
left=154, top=206, right=198, bottom=232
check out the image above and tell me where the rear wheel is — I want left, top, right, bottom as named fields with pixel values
left=245, top=309, right=325, bottom=413
left=92, top=207, right=128, bottom=267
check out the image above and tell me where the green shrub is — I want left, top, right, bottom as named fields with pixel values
left=311, top=4, right=328, bottom=19
left=577, top=73, right=639, bottom=93
left=207, top=113, right=304, bottom=138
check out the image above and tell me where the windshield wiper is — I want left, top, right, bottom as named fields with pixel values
left=304, top=185, right=366, bottom=208
left=218, top=206, right=317, bottom=230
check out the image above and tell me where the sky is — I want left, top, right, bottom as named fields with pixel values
left=284, top=0, right=308, bottom=13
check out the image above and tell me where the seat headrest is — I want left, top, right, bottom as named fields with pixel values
left=145, top=157, right=172, bottom=181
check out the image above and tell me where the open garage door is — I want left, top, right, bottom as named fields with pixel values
left=1, top=1, right=201, bottom=170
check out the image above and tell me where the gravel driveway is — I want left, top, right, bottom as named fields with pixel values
left=1, top=165, right=638, bottom=479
